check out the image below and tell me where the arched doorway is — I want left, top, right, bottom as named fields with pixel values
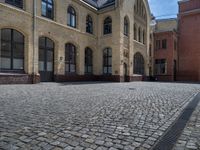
left=85, top=47, right=93, bottom=74
left=39, top=37, right=54, bottom=82
left=133, top=52, right=145, bottom=75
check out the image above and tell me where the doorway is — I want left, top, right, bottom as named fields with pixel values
left=39, top=37, right=54, bottom=82
left=123, top=63, right=129, bottom=82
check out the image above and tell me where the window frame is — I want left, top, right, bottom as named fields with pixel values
left=124, top=17, right=129, bottom=36
left=65, top=43, right=76, bottom=74
left=133, top=52, right=145, bottom=75
left=162, top=39, right=167, bottom=49
left=155, top=59, right=167, bottom=75
left=0, top=28, right=24, bottom=72
left=85, top=47, right=93, bottom=74
left=86, top=15, right=93, bottom=34
left=134, top=24, right=137, bottom=40
left=138, top=27, right=141, bottom=42
left=142, top=30, right=145, bottom=44
left=41, top=0, right=54, bottom=20
left=103, top=48, right=112, bottom=75
left=5, top=0, right=23, bottom=9
left=39, top=37, right=54, bottom=72
left=156, top=40, right=161, bottom=50
left=103, top=17, right=112, bottom=35
left=67, top=6, right=77, bottom=28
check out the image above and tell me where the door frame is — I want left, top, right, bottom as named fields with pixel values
left=39, top=37, right=55, bottom=82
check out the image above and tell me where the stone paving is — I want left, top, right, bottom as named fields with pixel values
left=0, top=82, right=200, bottom=150
left=173, top=95, right=200, bottom=150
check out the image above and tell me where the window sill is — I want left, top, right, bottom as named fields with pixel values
left=133, top=40, right=145, bottom=46
left=0, top=70, right=25, bottom=74
left=102, top=34, right=112, bottom=38
left=0, top=3, right=29, bottom=15
left=41, top=15, right=54, bottom=21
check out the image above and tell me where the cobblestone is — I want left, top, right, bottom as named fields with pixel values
left=0, top=82, right=200, bottom=149
left=173, top=95, right=200, bottom=150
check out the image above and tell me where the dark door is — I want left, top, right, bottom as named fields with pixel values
left=39, top=37, right=54, bottom=82
left=174, top=60, right=177, bottom=81
left=124, top=63, right=129, bottom=82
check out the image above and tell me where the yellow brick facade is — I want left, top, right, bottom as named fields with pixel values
left=0, top=0, right=151, bottom=83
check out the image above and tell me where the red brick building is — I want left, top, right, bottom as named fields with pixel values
left=177, top=0, right=200, bottom=82
left=153, top=19, right=178, bottom=81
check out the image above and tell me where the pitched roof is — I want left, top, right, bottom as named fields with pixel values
left=83, top=0, right=115, bottom=10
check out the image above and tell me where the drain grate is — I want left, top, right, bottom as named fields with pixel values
left=129, top=88, right=136, bottom=90
left=152, top=93, right=200, bottom=150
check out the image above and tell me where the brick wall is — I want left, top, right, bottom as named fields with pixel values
left=178, top=0, right=200, bottom=81
left=154, top=31, right=177, bottom=81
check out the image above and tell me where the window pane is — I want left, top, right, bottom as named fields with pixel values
left=0, top=57, right=11, bottom=69
left=48, top=0, right=52, bottom=4
left=42, top=2, right=47, bottom=16
left=70, top=64, right=76, bottom=72
left=1, top=29, right=11, bottom=41
left=46, top=39, right=54, bottom=49
left=104, top=67, right=107, bottom=74
left=39, top=61, right=44, bottom=71
left=1, top=42, right=11, bottom=57
left=108, top=67, right=112, bottom=74
left=47, top=62, right=53, bottom=71
left=47, top=50, right=53, bottom=62
left=13, top=30, right=23, bottom=43
left=88, top=66, right=92, bottom=73
left=13, top=58, right=23, bottom=69
left=72, top=16, right=75, bottom=27
left=65, top=64, right=69, bottom=72
left=39, top=37, right=45, bottom=48
left=13, top=43, right=24, bottom=59
left=108, top=58, right=112, bottom=66
left=67, top=14, right=71, bottom=25
left=39, top=48, right=45, bottom=61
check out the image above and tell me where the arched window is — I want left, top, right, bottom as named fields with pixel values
left=65, top=43, right=76, bottom=73
left=143, top=30, right=145, bottom=44
left=85, top=47, right=93, bottom=74
left=134, top=0, right=147, bottom=21
left=134, top=24, right=137, bottom=40
left=104, top=17, right=112, bottom=35
left=138, top=27, right=141, bottom=42
left=124, top=17, right=129, bottom=36
left=86, top=15, right=93, bottom=34
left=5, top=0, right=23, bottom=8
left=67, top=6, right=76, bottom=28
left=39, top=37, right=54, bottom=82
left=41, top=0, right=54, bottom=19
left=0, top=29, right=24, bottom=71
left=134, top=52, right=144, bottom=75
left=103, top=48, right=112, bottom=75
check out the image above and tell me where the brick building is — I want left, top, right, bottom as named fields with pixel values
left=153, top=19, right=178, bottom=81
left=177, top=0, right=200, bottom=82
left=0, top=0, right=152, bottom=84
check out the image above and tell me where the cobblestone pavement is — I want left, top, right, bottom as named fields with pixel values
left=0, top=82, right=200, bottom=150
left=173, top=95, right=200, bottom=150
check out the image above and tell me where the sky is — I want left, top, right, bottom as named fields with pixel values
left=148, top=0, right=179, bottom=19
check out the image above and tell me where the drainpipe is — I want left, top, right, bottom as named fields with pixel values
left=32, top=0, right=37, bottom=83
left=0, top=28, right=1, bottom=72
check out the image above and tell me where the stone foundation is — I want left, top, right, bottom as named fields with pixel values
left=0, top=73, right=40, bottom=84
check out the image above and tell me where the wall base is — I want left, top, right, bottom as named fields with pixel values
left=0, top=73, right=145, bottom=84
left=0, top=73, right=40, bottom=84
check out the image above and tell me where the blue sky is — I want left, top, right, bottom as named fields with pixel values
left=148, top=0, right=179, bottom=19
